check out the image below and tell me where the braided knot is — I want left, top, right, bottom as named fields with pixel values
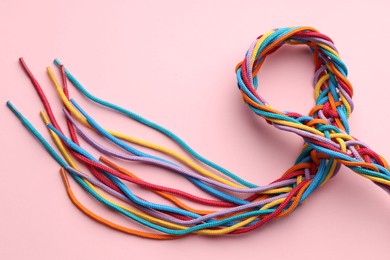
left=236, top=26, right=390, bottom=196
left=7, top=26, right=390, bottom=238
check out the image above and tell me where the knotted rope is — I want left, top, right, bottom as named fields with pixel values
left=6, top=26, right=389, bottom=239
left=236, top=26, right=389, bottom=196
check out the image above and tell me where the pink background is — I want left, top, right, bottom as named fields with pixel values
left=1, top=0, right=389, bottom=259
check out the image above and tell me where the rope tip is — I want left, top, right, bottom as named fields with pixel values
left=53, top=58, right=61, bottom=67
left=39, top=111, right=50, bottom=125
left=59, top=168, right=70, bottom=189
left=6, top=100, right=16, bottom=112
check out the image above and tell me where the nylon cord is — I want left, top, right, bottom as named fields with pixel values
left=6, top=26, right=389, bottom=239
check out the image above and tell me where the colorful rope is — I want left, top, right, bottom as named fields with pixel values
left=6, top=26, right=390, bottom=239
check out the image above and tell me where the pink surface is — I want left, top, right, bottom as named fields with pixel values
left=1, top=0, right=390, bottom=259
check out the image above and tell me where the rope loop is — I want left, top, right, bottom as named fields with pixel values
left=236, top=26, right=390, bottom=192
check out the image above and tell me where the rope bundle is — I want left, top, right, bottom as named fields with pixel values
left=7, top=26, right=389, bottom=239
